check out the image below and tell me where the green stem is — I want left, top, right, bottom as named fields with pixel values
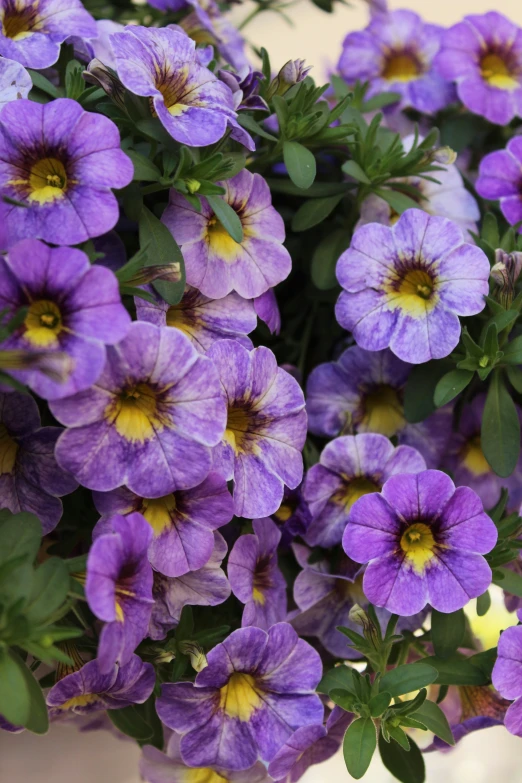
left=238, top=5, right=264, bottom=31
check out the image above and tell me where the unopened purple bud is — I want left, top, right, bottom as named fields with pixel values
left=267, top=59, right=312, bottom=99
left=84, top=59, right=126, bottom=110
left=491, top=249, right=522, bottom=307
left=127, top=263, right=182, bottom=287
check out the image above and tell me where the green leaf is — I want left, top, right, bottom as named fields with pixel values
left=0, top=511, right=41, bottom=567
left=28, top=69, right=60, bottom=98
left=403, top=361, right=451, bottom=423
left=379, top=733, right=425, bottom=783
left=387, top=725, right=410, bottom=750
left=108, top=703, right=154, bottom=741
left=482, top=213, right=500, bottom=248
left=138, top=207, right=186, bottom=305
left=13, top=650, right=49, bottom=734
left=368, top=691, right=391, bottom=718
left=330, top=688, right=357, bottom=712
left=343, top=717, right=376, bottom=780
left=317, top=665, right=355, bottom=695
left=477, top=590, right=491, bottom=616
left=503, top=336, right=522, bottom=365
left=379, top=664, right=438, bottom=698
left=206, top=194, right=243, bottom=243
left=291, top=193, right=344, bottom=232
left=375, top=188, right=420, bottom=215
left=507, top=365, right=522, bottom=394
left=482, top=371, right=521, bottom=477
left=237, top=114, right=278, bottom=142
left=362, top=92, right=401, bottom=112
left=126, top=150, right=162, bottom=182
left=412, top=700, right=455, bottom=746
left=420, top=655, right=489, bottom=686
left=24, top=557, right=69, bottom=625
left=341, top=160, right=371, bottom=184
left=310, top=229, right=350, bottom=290
left=0, top=649, right=30, bottom=726
left=434, top=369, right=473, bottom=408
left=283, top=141, right=316, bottom=190
left=493, top=566, right=522, bottom=597
left=431, top=609, right=466, bottom=659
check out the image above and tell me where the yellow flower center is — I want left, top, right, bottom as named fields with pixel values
left=207, top=216, right=241, bottom=262
left=400, top=522, right=436, bottom=574
left=273, top=500, right=296, bottom=522
left=219, top=673, right=262, bottom=721
left=58, top=693, right=99, bottom=711
left=360, top=385, right=405, bottom=438
left=387, top=268, right=437, bottom=317
left=155, top=67, right=192, bottom=117
left=383, top=53, right=421, bottom=82
left=2, top=6, right=36, bottom=40
left=333, top=476, right=379, bottom=511
left=461, top=435, right=490, bottom=476
left=28, top=158, right=68, bottom=204
left=141, top=494, right=177, bottom=536
left=252, top=587, right=266, bottom=605
left=0, top=424, right=18, bottom=475
left=107, top=383, right=163, bottom=442
left=480, top=53, right=519, bottom=90
left=23, top=300, right=62, bottom=347
left=224, top=406, right=252, bottom=454
left=186, top=768, right=227, bottom=783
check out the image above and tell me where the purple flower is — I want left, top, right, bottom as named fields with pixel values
left=51, top=322, right=226, bottom=496
left=426, top=685, right=509, bottom=750
left=435, top=12, right=522, bottom=125
left=343, top=470, right=497, bottom=615
left=46, top=655, right=155, bottom=715
left=0, top=240, right=130, bottom=400
left=335, top=209, right=490, bottom=364
left=476, top=138, right=522, bottom=231
left=219, top=67, right=268, bottom=112
left=163, top=170, right=291, bottom=299
left=86, top=513, right=154, bottom=673
left=71, top=19, right=123, bottom=70
left=180, top=0, right=248, bottom=71
left=254, top=289, right=281, bottom=336
left=149, top=531, right=230, bottom=640
left=304, top=433, right=426, bottom=548
left=0, top=98, right=133, bottom=247
left=93, top=473, right=234, bottom=578
left=338, top=9, right=454, bottom=114
left=228, top=517, right=287, bottom=630
left=492, top=625, right=522, bottom=736
left=111, top=25, right=252, bottom=150
left=266, top=486, right=311, bottom=546
left=0, top=392, right=77, bottom=534
left=208, top=340, right=307, bottom=519
left=135, top=285, right=257, bottom=353
left=0, top=57, right=31, bottom=109
left=306, top=345, right=452, bottom=467
left=156, top=623, right=324, bottom=770
left=0, top=0, right=96, bottom=69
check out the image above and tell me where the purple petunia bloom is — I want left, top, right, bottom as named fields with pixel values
left=426, top=685, right=509, bottom=750
left=265, top=485, right=311, bottom=547
left=0, top=392, right=77, bottom=534
left=306, top=345, right=452, bottom=468
left=343, top=470, right=497, bottom=615
left=434, top=12, right=522, bottom=126
left=476, top=138, right=522, bottom=231
left=0, top=0, right=96, bottom=69
left=0, top=240, right=130, bottom=400
left=111, top=25, right=253, bottom=150
left=338, top=9, right=454, bottom=114
left=86, top=513, right=154, bottom=673
left=228, top=517, right=287, bottom=630
left=135, top=285, right=257, bottom=353
left=93, top=473, right=234, bottom=578
left=51, top=322, right=226, bottom=497
left=335, top=209, right=490, bottom=364
left=180, top=0, right=248, bottom=71
left=149, top=531, right=230, bottom=640
left=46, top=655, right=155, bottom=716
left=219, top=67, right=269, bottom=113
left=304, top=433, right=426, bottom=549
left=163, top=170, right=291, bottom=299
left=208, top=340, right=307, bottom=519
left=156, top=623, right=324, bottom=771
left=254, top=289, right=281, bottom=336
left=0, top=57, right=31, bottom=109
left=71, top=19, right=123, bottom=71
left=492, top=625, right=522, bottom=737
left=0, top=98, right=133, bottom=247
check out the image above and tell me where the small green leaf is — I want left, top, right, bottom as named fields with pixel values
left=379, top=664, right=438, bottom=698
left=431, top=609, right=466, bottom=659
left=493, top=566, right=522, bottom=597
left=341, top=160, right=371, bottom=184
left=503, top=335, right=522, bottom=365
left=311, top=228, right=350, bottom=290
left=206, top=194, right=243, bottom=244
left=108, top=703, right=154, bottom=741
left=507, top=365, right=522, bottom=394
left=343, top=717, right=376, bottom=780
left=482, top=213, right=500, bottom=248
left=403, top=361, right=451, bottom=423
left=24, top=557, right=69, bottom=625
left=126, top=150, right=162, bottom=182
left=482, top=371, right=521, bottom=477
left=330, top=688, right=357, bottom=712
left=138, top=207, right=186, bottom=305
left=368, top=691, right=391, bottom=718
left=434, top=369, right=473, bottom=407
left=379, top=733, right=425, bottom=783
left=317, top=665, right=355, bottom=695
left=237, top=114, right=278, bottom=142
left=0, top=511, right=41, bottom=567
left=291, top=193, right=344, bottom=232
left=13, top=650, right=49, bottom=734
left=0, top=649, right=30, bottom=727
left=283, top=141, right=316, bottom=190
left=476, top=590, right=491, bottom=616
left=28, top=69, right=60, bottom=98
left=375, top=188, right=420, bottom=215
left=420, top=655, right=489, bottom=686
left=387, top=725, right=410, bottom=750
left=412, top=700, right=455, bottom=746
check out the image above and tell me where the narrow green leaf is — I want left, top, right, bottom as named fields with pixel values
left=477, top=590, right=491, bottom=616
left=482, top=213, right=500, bottom=248
left=138, top=207, right=186, bottom=305
left=237, top=114, right=277, bottom=142
left=403, top=360, right=451, bottom=423
left=493, top=566, right=522, bottom=598
left=206, top=194, right=243, bottom=243
left=375, top=188, right=420, bottom=215
left=343, top=717, right=376, bottom=780
left=368, top=691, right=391, bottom=718
left=482, top=371, right=521, bottom=477
left=12, top=650, right=49, bottom=734
left=507, top=365, right=522, bottom=394
left=503, top=336, right=522, bottom=365
left=24, top=558, right=69, bottom=625
left=330, top=688, right=357, bottom=712
left=317, top=665, right=355, bottom=695
left=412, top=700, right=455, bottom=746
left=108, top=704, right=154, bottom=741
left=126, top=150, right=162, bottom=182
left=0, top=512, right=41, bottom=567
left=379, top=733, right=425, bottom=783
left=431, top=609, right=466, bottom=659
left=283, top=141, right=316, bottom=190
left=341, top=160, right=371, bottom=184
left=420, top=655, right=489, bottom=686
left=28, top=69, right=60, bottom=98
left=291, top=193, right=344, bottom=232
left=311, top=229, right=350, bottom=290
left=379, top=664, right=438, bottom=698
left=0, top=649, right=30, bottom=727
left=387, top=725, right=410, bottom=750
left=434, top=369, right=473, bottom=408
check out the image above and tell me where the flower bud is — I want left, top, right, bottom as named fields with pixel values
left=267, top=59, right=312, bottom=99
left=0, top=349, right=74, bottom=384
left=84, top=59, right=126, bottom=112
left=178, top=641, right=208, bottom=672
left=431, top=146, right=457, bottom=166
left=491, top=249, right=522, bottom=308
left=127, top=263, right=181, bottom=287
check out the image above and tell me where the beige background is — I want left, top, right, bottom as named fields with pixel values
left=3, top=1, right=522, bottom=780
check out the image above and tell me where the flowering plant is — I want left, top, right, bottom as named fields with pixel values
left=2, top=1, right=522, bottom=782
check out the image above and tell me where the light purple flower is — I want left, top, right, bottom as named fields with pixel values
left=0, top=98, right=133, bottom=247
left=492, top=625, right=522, bottom=737
left=51, top=322, right=226, bottom=496
left=476, top=138, right=522, bottom=231
left=254, top=289, right=281, bottom=335
left=208, top=340, right=307, bottom=519
left=111, top=25, right=253, bottom=150
left=180, top=0, right=248, bottom=71
left=426, top=685, right=509, bottom=750
left=135, top=285, right=257, bottom=353
left=306, top=345, right=452, bottom=467
left=435, top=12, right=522, bottom=125
left=156, top=623, right=324, bottom=770
left=219, top=67, right=268, bottom=112
left=265, top=485, right=311, bottom=547
left=0, top=57, right=31, bottom=108
left=343, top=470, right=497, bottom=615
left=86, top=513, right=154, bottom=673
left=304, top=433, right=426, bottom=549
left=93, top=473, right=234, bottom=578
left=71, top=19, right=123, bottom=70
left=0, top=240, right=130, bottom=400
left=46, top=655, right=155, bottom=715
left=163, top=170, right=291, bottom=299
left=0, top=392, right=77, bottom=534
left=149, top=531, right=230, bottom=640
left=338, top=9, right=454, bottom=114
left=335, top=209, right=490, bottom=364
left=228, top=517, right=287, bottom=630
left=0, top=0, right=96, bottom=69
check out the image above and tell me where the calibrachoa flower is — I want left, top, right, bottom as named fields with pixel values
left=208, top=340, right=307, bottom=518
left=254, top=289, right=281, bottom=335
left=93, top=473, right=234, bottom=577
left=343, top=470, right=497, bottom=615
left=435, top=12, right=522, bottom=125
left=0, top=240, right=130, bottom=400
left=51, top=322, right=226, bottom=496
left=180, top=0, right=248, bottom=71
left=219, top=67, right=268, bottom=112
left=86, top=513, right=154, bottom=673
left=0, top=57, right=30, bottom=108
left=0, top=98, right=133, bottom=246
left=335, top=209, right=490, bottom=364
left=0, top=392, right=77, bottom=534
left=72, top=19, right=123, bottom=70
left=149, top=532, right=230, bottom=640
left=304, top=433, right=426, bottom=548
left=492, top=625, right=522, bottom=737
left=228, top=517, right=287, bottom=630
left=163, top=170, right=291, bottom=299
left=156, top=623, right=324, bottom=770
left=338, top=9, right=454, bottom=114
left=476, top=137, right=522, bottom=230
left=426, top=685, right=510, bottom=750
left=111, top=25, right=253, bottom=149
left=46, top=655, right=155, bottom=715
left=267, top=486, right=311, bottom=546
left=0, top=0, right=96, bottom=69
left=135, top=285, right=257, bottom=353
